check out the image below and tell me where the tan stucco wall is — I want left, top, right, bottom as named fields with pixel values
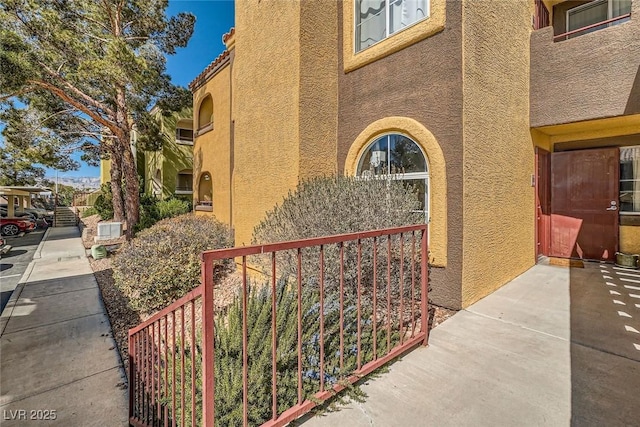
left=461, top=0, right=535, bottom=307
left=193, top=64, right=232, bottom=225
left=620, top=225, right=640, bottom=254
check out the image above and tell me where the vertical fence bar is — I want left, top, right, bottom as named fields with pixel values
left=151, top=323, right=156, bottom=423
left=411, top=232, right=416, bottom=337
left=357, top=239, right=362, bottom=371
left=128, top=333, right=135, bottom=422
left=191, top=301, right=196, bottom=427
left=145, top=327, right=150, bottom=423
left=297, top=248, right=303, bottom=405
left=319, top=245, right=325, bottom=393
left=399, top=233, right=404, bottom=345
left=172, top=311, right=176, bottom=427
left=201, top=257, right=215, bottom=427
left=156, top=322, right=161, bottom=421
left=271, top=252, right=277, bottom=421
left=242, top=256, right=249, bottom=427
left=421, top=228, right=429, bottom=345
left=181, top=307, right=186, bottom=426
left=387, top=235, right=391, bottom=353
left=339, top=242, right=345, bottom=375
left=164, top=316, right=169, bottom=427
left=373, top=237, right=378, bottom=361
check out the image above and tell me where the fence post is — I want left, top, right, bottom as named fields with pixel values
left=420, top=226, right=429, bottom=346
left=201, top=257, right=215, bottom=425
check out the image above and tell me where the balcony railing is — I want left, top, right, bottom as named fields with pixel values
left=533, top=0, right=550, bottom=30
left=553, top=13, right=631, bottom=41
left=128, top=224, right=429, bottom=427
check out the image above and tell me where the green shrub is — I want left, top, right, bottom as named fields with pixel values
left=113, top=214, right=234, bottom=313
left=161, top=278, right=395, bottom=426
left=157, top=197, right=190, bottom=220
left=134, top=194, right=161, bottom=232
left=94, top=183, right=114, bottom=220
left=81, top=206, right=98, bottom=218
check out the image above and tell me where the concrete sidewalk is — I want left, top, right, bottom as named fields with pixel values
left=304, top=263, right=573, bottom=426
left=0, top=227, right=128, bottom=426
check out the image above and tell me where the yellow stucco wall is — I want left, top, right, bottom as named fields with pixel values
left=100, top=158, right=111, bottom=185
left=461, top=0, right=535, bottom=307
left=620, top=226, right=640, bottom=254
left=343, top=117, right=448, bottom=268
left=232, top=2, right=340, bottom=246
left=193, top=63, right=232, bottom=226
left=298, top=0, right=338, bottom=180
left=233, top=2, right=301, bottom=245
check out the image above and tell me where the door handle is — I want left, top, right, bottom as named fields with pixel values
left=606, top=206, right=617, bottom=211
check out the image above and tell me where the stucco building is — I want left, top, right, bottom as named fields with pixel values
left=143, top=108, right=194, bottom=201
left=190, top=0, right=639, bottom=310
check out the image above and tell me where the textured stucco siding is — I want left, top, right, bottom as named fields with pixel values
left=530, top=1, right=640, bottom=128
left=461, top=0, right=535, bottom=308
left=298, top=0, right=339, bottom=180
left=160, top=110, right=193, bottom=199
left=337, top=0, right=464, bottom=309
left=232, top=1, right=301, bottom=246
left=620, top=225, right=640, bottom=254
left=193, top=65, right=232, bottom=225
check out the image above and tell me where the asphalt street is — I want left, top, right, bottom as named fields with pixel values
left=0, top=229, right=45, bottom=313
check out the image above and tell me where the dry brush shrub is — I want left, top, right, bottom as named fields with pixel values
left=252, top=176, right=425, bottom=304
left=113, top=214, right=234, bottom=313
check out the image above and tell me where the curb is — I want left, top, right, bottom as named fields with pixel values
left=0, top=261, right=36, bottom=337
left=32, top=227, right=52, bottom=260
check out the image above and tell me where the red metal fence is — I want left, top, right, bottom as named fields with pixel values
left=129, top=224, right=429, bottom=426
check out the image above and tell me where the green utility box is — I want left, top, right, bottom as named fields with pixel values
left=91, top=244, right=107, bottom=260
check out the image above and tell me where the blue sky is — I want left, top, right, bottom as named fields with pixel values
left=47, top=0, right=235, bottom=179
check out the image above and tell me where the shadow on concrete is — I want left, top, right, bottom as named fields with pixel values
left=0, top=264, right=12, bottom=272
left=0, top=250, right=27, bottom=259
left=569, top=262, right=640, bottom=426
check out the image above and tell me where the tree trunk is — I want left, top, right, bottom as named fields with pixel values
left=108, top=148, right=125, bottom=222
left=121, top=137, right=140, bottom=239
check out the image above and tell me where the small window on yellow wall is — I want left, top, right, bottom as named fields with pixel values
left=198, top=95, right=213, bottom=131
left=356, top=0, right=430, bottom=52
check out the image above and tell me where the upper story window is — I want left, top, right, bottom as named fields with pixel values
left=197, top=95, right=213, bottom=133
left=355, top=0, right=430, bottom=52
left=620, top=146, right=640, bottom=214
left=176, top=118, right=194, bottom=144
left=564, top=0, right=631, bottom=39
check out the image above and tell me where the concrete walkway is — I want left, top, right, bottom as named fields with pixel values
left=0, top=227, right=128, bottom=426
left=303, top=261, right=639, bottom=426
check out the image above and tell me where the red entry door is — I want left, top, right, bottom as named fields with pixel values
left=550, top=148, right=619, bottom=261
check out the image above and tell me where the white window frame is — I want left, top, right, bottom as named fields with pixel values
left=356, top=133, right=430, bottom=223
left=620, top=146, right=640, bottom=215
left=176, top=127, right=194, bottom=145
left=565, top=0, right=629, bottom=37
left=354, top=0, right=431, bottom=53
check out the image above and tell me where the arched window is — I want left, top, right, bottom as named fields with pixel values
left=357, top=134, right=429, bottom=222
left=198, top=172, right=213, bottom=207
left=198, top=95, right=213, bottom=132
